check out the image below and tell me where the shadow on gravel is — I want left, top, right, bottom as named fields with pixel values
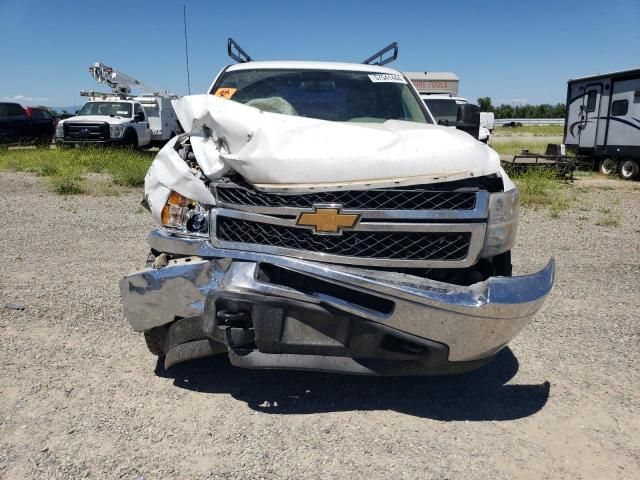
left=155, top=348, right=550, bottom=421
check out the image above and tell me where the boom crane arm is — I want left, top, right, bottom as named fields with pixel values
left=88, top=62, right=163, bottom=96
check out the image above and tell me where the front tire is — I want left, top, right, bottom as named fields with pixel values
left=620, top=160, right=639, bottom=180
left=123, top=130, right=138, bottom=149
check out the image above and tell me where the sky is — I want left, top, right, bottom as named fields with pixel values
left=1, top=0, right=638, bottom=109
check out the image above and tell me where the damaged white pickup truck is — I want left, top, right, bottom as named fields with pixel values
left=120, top=47, right=554, bottom=375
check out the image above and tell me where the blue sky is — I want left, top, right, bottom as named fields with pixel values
left=1, top=0, right=638, bottom=108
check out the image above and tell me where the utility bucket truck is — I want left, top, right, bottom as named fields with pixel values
left=56, top=63, right=179, bottom=148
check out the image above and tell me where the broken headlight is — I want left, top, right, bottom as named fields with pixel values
left=481, top=187, right=519, bottom=257
left=161, top=191, right=209, bottom=236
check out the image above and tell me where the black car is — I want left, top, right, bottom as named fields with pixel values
left=0, top=102, right=55, bottom=146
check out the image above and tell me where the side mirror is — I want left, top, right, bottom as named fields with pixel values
left=437, top=118, right=450, bottom=126
left=134, top=112, right=145, bottom=122
left=75, top=110, right=79, bottom=114
left=455, top=103, right=480, bottom=139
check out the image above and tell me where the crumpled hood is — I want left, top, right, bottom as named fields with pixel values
left=172, top=94, right=501, bottom=190
left=144, top=94, right=504, bottom=223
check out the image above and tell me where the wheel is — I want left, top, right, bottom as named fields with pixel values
left=143, top=327, right=166, bottom=356
left=620, top=160, right=639, bottom=180
left=123, top=131, right=138, bottom=149
left=599, top=158, right=616, bottom=175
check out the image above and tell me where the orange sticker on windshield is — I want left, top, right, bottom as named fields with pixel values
left=213, top=87, right=237, bottom=99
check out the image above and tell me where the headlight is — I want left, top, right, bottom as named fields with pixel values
left=161, top=191, right=209, bottom=235
left=480, top=188, right=519, bottom=257
left=109, top=125, right=124, bottom=138
left=55, top=124, right=64, bottom=137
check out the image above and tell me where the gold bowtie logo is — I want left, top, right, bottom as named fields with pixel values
left=297, top=207, right=359, bottom=234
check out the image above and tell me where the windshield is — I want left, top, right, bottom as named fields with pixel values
left=213, top=69, right=431, bottom=124
left=77, top=102, right=132, bottom=117
left=423, top=99, right=458, bottom=125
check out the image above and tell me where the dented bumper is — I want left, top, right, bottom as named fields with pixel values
left=120, top=230, right=554, bottom=374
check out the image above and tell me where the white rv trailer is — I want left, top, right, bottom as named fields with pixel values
left=564, top=67, right=640, bottom=179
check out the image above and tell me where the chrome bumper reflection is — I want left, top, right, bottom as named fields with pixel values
left=120, top=230, right=554, bottom=362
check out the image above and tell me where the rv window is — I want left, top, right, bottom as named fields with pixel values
left=611, top=100, right=628, bottom=117
left=586, top=91, right=597, bottom=112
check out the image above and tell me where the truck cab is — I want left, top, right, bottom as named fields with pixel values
left=56, top=99, right=151, bottom=147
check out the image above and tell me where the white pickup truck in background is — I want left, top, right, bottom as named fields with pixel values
left=404, top=72, right=493, bottom=143
left=421, top=94, right=492, bottom=143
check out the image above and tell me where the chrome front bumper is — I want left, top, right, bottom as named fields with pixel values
left=120, top=230, right=554, bottom=365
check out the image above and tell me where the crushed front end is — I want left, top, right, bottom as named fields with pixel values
left=120, top=175, right=554, bottom=375
left=121, top=70, right=554, bottom=375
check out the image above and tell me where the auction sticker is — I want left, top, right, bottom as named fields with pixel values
left=213, top=87, right=237, bottom=99
left=368, top=74, right=406, bottom=84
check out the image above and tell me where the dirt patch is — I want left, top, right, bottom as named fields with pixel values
left=0, top=172, right=638, bottom=479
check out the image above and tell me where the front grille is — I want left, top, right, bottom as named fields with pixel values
left=217, top=217, right=471, bottom=261
left=64, top=122, right=109, bottom=141
left=215, top=185, right=476, bottom=211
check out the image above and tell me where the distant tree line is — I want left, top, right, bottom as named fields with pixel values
left=476, top=97, right=566, bottom=119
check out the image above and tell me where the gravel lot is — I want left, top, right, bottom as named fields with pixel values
left=1, top=171, right=638, bottom=479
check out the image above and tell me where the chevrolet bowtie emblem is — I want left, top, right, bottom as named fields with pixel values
left=297, top=207, right=359, bottom=234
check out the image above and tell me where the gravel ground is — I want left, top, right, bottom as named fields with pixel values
left=0, top=171, right=638, bottom=479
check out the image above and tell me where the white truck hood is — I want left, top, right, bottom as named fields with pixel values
left=145, top=94, right=505, bottom=223
left=61, top=115, right=131, bottom=125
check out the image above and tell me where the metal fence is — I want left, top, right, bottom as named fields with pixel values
left=495, top=118, right=564, bottom=126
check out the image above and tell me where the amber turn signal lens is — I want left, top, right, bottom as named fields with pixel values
left=161, top=191, right=193, bottom=227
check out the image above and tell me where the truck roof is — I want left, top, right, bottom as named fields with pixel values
left=84, top=98, right=137, bottom=103
left=226, top=61, right=404, bottom=74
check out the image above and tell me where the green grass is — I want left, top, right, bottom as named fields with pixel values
left=511, top=168, right=559, bottom=207
left=490, top=139, right=552, bottom=156
left=595, top=216, right=620, bottom=227
left=493, top=124, right=564, bottom=136
left=0, top=147, right=153, bottom=195
left=510, top=167, right=576, bottom=219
